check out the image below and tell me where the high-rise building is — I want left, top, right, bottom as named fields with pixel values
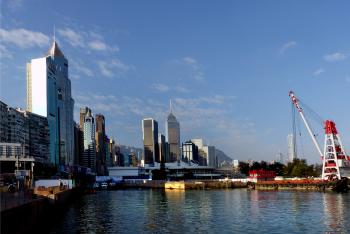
left=0, top=101, right=49, bottom=164
left=27, top=40, right=74, bottom=167
left=25, top=111, right=50, bottom=163
left=106, top=138, right=115, bottom=167
left=80, top=107, right=90, bottom=130
left=287, top=134, right=296, bottom=162
left=83, top=108, right=96, bottom=171
left=95, top=114, right=106, bottom=175
left=142, top=118, right=159, bottom=165
left=0, top=101, right=8, bottom=142
left=182, top=141, right=199, bottom=163
left=158, top=133, right=167, bottom=168
left=73, top=122, right=84, bottom=166
left=203, top=145, right=216, bottom=167
left=191, top=139, right=217, bottom=167
left=166, top=101, right=180, bottom=162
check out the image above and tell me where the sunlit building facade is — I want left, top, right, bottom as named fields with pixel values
left=83, top=108, right=96, bottom=171
left=142, top=118, right=159, bottom=165
left=27, top=40, right=74, bottom=167
left=166, top=102, right=180, bottom=162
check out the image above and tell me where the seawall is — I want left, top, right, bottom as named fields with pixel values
left=1, top=188, right=80, bottom=234
left=121, top=180, right=247, bottom=190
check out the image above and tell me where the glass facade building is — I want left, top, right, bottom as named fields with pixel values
left=27, top=41, right=75, bottom=167
left=142, top=118, right=159, bottom=165
left=166, top=111, right=180, bottom=162
left=83, top=108, right=96, bottom=171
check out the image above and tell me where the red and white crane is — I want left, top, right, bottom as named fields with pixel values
left=289, top=91, right=350, bottom=180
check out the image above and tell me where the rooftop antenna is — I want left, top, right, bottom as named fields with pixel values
left=53, top=24, right=56, bottom=42
left=170, top=99, right=173, bottom=113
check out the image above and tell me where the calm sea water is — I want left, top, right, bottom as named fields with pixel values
left=50, top=189, right=350, bottom=233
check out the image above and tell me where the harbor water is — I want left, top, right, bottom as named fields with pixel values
left=50, top=189, right=350, bottom=233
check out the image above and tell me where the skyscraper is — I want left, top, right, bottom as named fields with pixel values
left=95, top=114, right=106, bottom=175
left=142, top=118, right=159, bottom=165
left=83, top=108, right=96, bottom=171
left=158, top=133, right=167, bottom=167
left=27, top=40, right=74, bottom=167
left=287, top=134, right=296, bottom=162
left=166, top=100, right=180, bottom=162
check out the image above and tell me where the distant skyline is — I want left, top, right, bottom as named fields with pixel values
left=1, top=1, right=349, bottom=163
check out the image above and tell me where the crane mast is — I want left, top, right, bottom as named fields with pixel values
left=288, top=91, right=323, bottom=157
left=288, top=91, right=350, bottom=180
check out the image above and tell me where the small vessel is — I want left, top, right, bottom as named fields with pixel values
left=101, top=182, right=108, bottom=189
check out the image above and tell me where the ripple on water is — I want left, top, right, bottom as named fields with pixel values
left=50, top=190, right=350, bottom=233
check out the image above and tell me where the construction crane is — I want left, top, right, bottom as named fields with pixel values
left=289, top=91, right=350, bottom=180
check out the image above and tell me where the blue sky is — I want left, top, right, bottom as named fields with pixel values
left=1, top=0, right=349, bottom=163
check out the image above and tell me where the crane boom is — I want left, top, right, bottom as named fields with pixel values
left=289, top=91, right=323, bottom=157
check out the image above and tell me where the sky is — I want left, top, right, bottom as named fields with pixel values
left=0, top=0, right=349, bottom=164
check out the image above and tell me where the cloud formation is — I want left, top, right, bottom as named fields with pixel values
left=279, top=41, right=297, bottom=54
left=57, top=28, right=84, bottom=47
left=70, top=59, right=94, bottom=78
left=181, top=57, right=204, bottom=81
left=57, top=27, right=119, bottom=53
left=151, top=84, right=170, bottom=92
left=323, top=52, right=347, bottom=62
left=151, top=84, right=189, bottom=93
left=313, top=68, right=324, bottom=76
left=97, top=59, right=131, bottom=78
left=0, top=28, right=49, bottom=48
left=0, top=44, right=13, bottom=59
left=5, top=0, right=23, bottom=11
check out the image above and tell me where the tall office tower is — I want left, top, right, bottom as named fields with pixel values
left=95, top=114, right=106, bottom=175
left=142, top=118, right=159, bottom=165
left=158, top=133, right=167, bottom=167
left=107, top=138, right=115, bottom=167
left=27, top=40, right=74, bottom=167
left=83, top=108, right=96, bottom=171
left=73, top=122, right=84, bottom=166
left=182, top=141, right=199, bottom=163
left=287, top=134, right=296, bottom=162
left=203, top=145, right=216, bottom=167
left=166, top=100, right=180, bottom=162
left=275, top=152, right=284, bottom=164
left=0, top=101, right=8, bottom=142
left=79, top=107, right=90, bottom=130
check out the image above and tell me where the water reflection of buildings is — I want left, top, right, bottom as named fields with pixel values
left=322, top=193, right=345, bottom=232
left=249, top=191, right=278, bottom=219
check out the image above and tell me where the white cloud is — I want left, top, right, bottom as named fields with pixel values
left=88, top=40, right=119, bottom=52
left=97, top=59, right=131, bottom=77
left=0, top=28, right=49, bottom=48
left=313, top=68, right=324, bottom=76
left=88, top=40, right=107, bottom=51
left=70, top=59, right=94, bottom=77
left=57, top=28, right=84, bottom=47
left=181, top=56, right=204, bottom=81
left=323, top=52, right=347, bottom=62
left=175, top=86, right=189, bottom=93
left=0, top=44, right=12, bottom=59
left=183, top=57, right=197, bottom=65
left=151, top=84, right=170, bottom=92
left=57, top=27, right=119, bottom=54
left=6, top=0, right=23, bottom=11
left=279, top=41, right=297, bottom=54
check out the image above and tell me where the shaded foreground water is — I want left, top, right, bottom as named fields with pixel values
left=50, top=189, right=350, bottom=233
